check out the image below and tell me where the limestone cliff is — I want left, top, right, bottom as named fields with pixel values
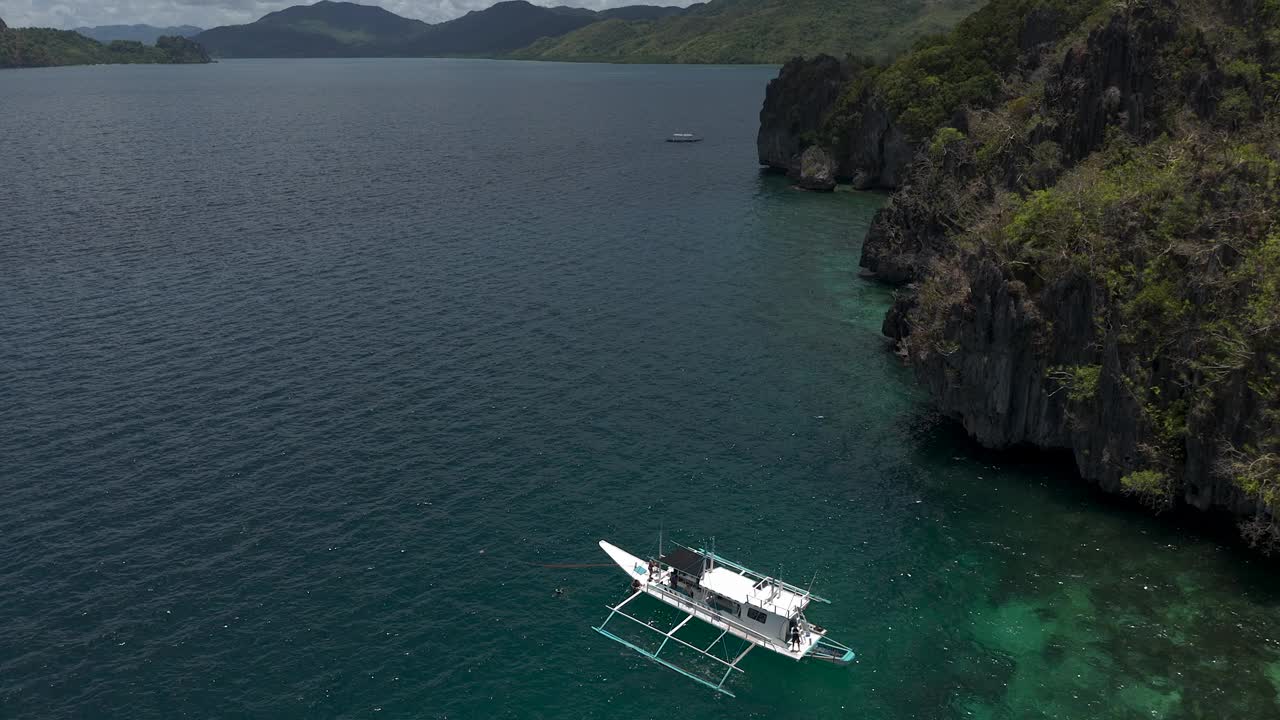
left=757, top=55, right=850, bottom=182
left=757, top=55, right=915, bottom=190
left=766, top=0, right=1280, bottom=547
left=755, top=0, right=1083, bottom=191
left=881, top=0, right=1279, bottom=544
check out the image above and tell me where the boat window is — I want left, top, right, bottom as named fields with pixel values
left=747, top=608, right=767, bottom=624
left=710, top=594, right=738, bottom=614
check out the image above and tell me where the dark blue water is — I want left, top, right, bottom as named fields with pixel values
left=3, top=59, right=1280, bottom=719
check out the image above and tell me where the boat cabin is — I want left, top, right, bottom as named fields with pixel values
left=656, top=547, right=814, bottom=650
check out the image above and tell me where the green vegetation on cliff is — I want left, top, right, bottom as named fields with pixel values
left=822, top=0, right=1280, bottom=547
left=0, top=22, right=211, bottom=68
left=821, top=0, right=1114, bottom=143
left=514, top=0, right=985, bottom=64
left=1016, top=125, right=1280, bottom=538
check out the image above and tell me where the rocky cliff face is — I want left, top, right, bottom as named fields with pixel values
left=844, top=0, right=1280, bottom=544
left=757, top=55, right=915, bottom=190
left=906, top=243, right=1271, bottom=517
left=863, top=1, right=1202, bottom=283
left=837, top=98, right=916, bottom=189
left=861, top=1, right=1193, bottom=284
left=757, top=55, right=848, bottom=181
left=1044, top=6, right=1180, bottom=162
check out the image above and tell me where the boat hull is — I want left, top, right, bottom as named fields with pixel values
left=599, top=540, right=650, bottom=582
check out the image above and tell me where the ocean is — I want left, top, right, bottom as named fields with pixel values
left=2, top=58, right=1279, bottom=719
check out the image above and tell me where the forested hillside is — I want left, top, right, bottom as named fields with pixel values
left=514, top=0, right=985, bottom=63
left=0, top=20, right=210, bottom=68
left=195, top=1, right=681, bottom=58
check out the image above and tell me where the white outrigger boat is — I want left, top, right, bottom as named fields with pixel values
left=593, top=539, right=855, bottom=696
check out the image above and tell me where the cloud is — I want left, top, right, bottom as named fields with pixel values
left=0, top=0, right=699, bottom=29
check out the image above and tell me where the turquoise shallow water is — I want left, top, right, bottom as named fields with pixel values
left=2, top=59, right=1280, bottom=719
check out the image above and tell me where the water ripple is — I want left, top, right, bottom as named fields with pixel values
left=4, top=59, right=1280, bottom=720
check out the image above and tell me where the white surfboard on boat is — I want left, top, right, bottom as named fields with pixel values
left=599, top=540, right=649, bottom=582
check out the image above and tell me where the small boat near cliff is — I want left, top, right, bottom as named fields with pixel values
left=592, top=539, right=855, bottom=696
left=666, top=132, right=703, bottom=143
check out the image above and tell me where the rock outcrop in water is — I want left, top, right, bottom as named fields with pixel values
left=795, top=145, right=838, bottom=191
left=155, top=35, right=212, bottom=63
left=763, top=0, right=1280, bottom=548
left=757, top=55, right=847, bottom=174
left=757, top=54, right=915, bottom=189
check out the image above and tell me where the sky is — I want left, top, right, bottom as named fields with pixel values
left=0, top=0, right=697, bottom=29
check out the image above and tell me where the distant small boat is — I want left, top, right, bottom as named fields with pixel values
left=667, top=132, right=703, bottom=143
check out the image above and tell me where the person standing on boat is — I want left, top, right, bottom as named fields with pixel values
left=788, top=618, right=801, bottom=651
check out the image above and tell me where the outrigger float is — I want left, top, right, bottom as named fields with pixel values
left=593, top=539, right=855, bottom=697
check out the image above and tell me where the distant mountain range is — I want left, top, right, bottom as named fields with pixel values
left=193, top=0, right=982, bottom=63
left=31, top=0, right=982, bottom=65
left=194, top=1, right=425, bottom=58
left=194, top=0, right=685, bottom=59
left=75, top=24, right=204, bottom=44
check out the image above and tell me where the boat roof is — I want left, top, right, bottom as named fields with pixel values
left=660, top=547, right=706, bottom=576
left=700, top=566, right=810, bottom=615
left=700, top=566, right=756, bottom=599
